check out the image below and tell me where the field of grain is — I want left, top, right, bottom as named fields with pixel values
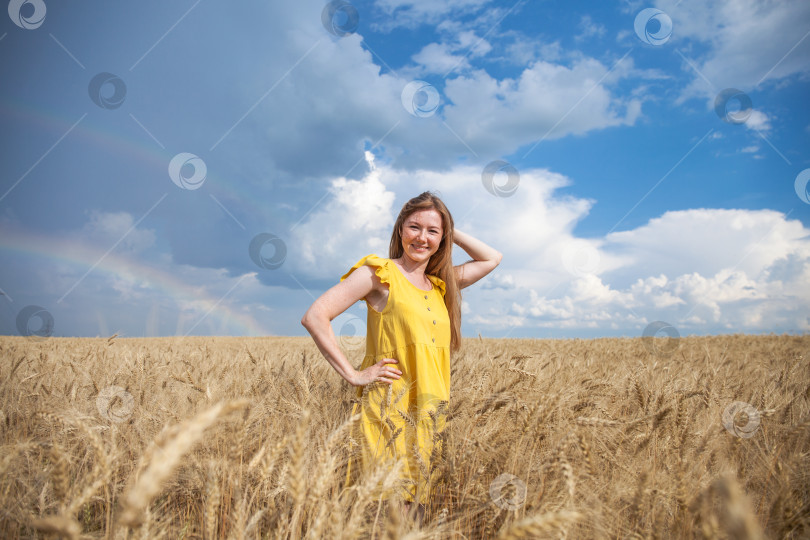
left=0, top=334, right=808, bottom=539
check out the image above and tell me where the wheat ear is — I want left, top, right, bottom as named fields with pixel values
left=497, top=510, right=584, bottom=539
left=118, top=399, right=249, bottom=527
left=30, top=515, right=81, bottom=540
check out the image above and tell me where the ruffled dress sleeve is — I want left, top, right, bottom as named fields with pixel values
left=341, top=254, right=392, bottom=287
left=426, top=274, right=446, bottom=297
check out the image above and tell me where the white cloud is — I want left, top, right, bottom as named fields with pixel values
left=80, top=211, right=156, bottom=254
left=440, top=57, right=643, bottom=156
left=606, top=208, right=810, bottom=279
left=479, top=273, right=516, bottom=290
left=502, top=36, right=563, bottom=65
left=743, top=110, right=772, bottom=132
left=410, top=28, right=495, bottom=77
left=577, top=15, right=607, bottom=41
left=508, top=209, right=810, bottom=334
left=412, top=43, right=470, bottom=75
left=655, top=0, right=810, bottom=101
left=290, top=152, right=396, bottom=278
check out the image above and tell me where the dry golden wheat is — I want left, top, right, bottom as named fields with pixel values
left=0, top=335, right=807, bottom=538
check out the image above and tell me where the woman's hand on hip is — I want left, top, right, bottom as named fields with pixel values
left=351, top=358, right=401, bottom=386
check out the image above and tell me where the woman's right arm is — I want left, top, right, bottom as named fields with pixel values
left=301, top=265, right=401, bottom=387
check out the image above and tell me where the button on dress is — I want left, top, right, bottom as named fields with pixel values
left=341, top=254, right=451, bottom=503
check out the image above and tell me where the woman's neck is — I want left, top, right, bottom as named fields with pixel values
left=394, top=256, right=430, bottom=280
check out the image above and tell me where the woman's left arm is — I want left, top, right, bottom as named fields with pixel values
left=453, top=229, right=502, bottom=289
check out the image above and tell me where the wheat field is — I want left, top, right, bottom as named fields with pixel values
left=0, top=334, right=808, bottom=539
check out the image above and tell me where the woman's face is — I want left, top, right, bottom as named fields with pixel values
left=400, top=208, right=443, bottom=264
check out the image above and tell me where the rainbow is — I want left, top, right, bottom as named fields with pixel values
left=0, top=227, right=269, bottom=337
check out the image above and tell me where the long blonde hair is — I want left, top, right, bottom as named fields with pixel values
left=389, top=192, right=461, bottom=352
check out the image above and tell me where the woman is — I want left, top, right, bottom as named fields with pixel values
left=301, top=191, right=501, bottom=517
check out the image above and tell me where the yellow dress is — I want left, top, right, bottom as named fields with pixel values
left=341, top=254, right=451, bottom=504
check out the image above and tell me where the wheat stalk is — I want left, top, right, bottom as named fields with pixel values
left=204, top=462, right=220, bottom=540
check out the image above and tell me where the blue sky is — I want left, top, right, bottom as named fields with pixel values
left=1, top=0, right=809, bottom=341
